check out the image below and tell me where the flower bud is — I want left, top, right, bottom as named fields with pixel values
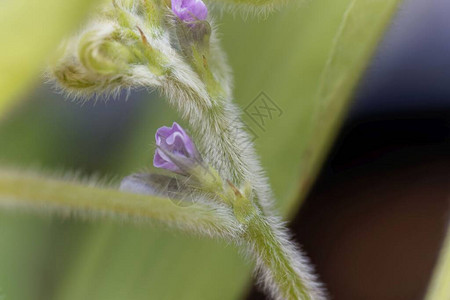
left=120, top=173, right=186, bottom=199
left=78, top=28, right=134, bottom=75
left=153, top=122, right=202, bottom=174
left=171, top=0, right=208, bottom=23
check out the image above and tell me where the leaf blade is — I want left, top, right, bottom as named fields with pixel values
left=425, top=225, right=450, bottom=300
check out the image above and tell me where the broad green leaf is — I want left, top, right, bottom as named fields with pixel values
left=230, top=0, right=402, bottom=216
left=0, top=0, right=401, bottom=299
left=0, top=0, right=99, bottom=117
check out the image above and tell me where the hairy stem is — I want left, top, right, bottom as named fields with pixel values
left=147, top=17, right=325, bottom=295
left=0, top=169, right=240, bottom=238
left=172, top=96, right=325, bottom=298
left=246, top=214, right=324, bottom=300
left=193, top=102, right=274, bottom=212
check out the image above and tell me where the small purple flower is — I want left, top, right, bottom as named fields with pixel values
left=171, top=0, right=208, bottom=23
left=153, top=122, right=201, bottom=174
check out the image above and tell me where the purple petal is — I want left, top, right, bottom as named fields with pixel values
left=155, top=126, right=173, bottom=139
left=153, top=122, right=201, bottom=174
left=172, top=0, right=207, bottom=22
left=176, top=123, right=197, bottom=154
left=154, top=149, right=180, bottom=173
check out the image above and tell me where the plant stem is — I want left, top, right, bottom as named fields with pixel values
left=0, top=169, right=240, bottom=238
left=193, top=102, right=274, bottom=212
left=152, top=18, right=325, bottom=298
left=245, top=212, right=324, bottom=300
left=178, top=98, right=325, bottom=299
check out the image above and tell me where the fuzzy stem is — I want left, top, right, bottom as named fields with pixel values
left=0, top=169, right=240, bottom=238
left=194, top=102, right=273, bottom=211
left=176, top=99, right=325, bottom=299
left=246, top=214, right=323, bottom=300
left=160, top=35, right=325, bottom=295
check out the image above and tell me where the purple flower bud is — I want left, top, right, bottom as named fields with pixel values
left=153, top=122, right=201, bottom=174
left=171, top=0, right=208, bottom=23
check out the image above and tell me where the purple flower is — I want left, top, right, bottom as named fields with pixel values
left=171, top=0, right=208, bottom=23
left=153, top=122, right=201, bottom=174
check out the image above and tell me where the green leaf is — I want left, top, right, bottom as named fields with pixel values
left=229, top=0, right=402, bottom=216
left=0, top=0, right=99, bottom=117
left=0, top=0, right=401, bottom=299
left=425, top=225, right=450, bottom=300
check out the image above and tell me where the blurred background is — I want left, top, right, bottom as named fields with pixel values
left=0, top=0, right=449, bottom=299
left=251, top=0, right=450, bottom=299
